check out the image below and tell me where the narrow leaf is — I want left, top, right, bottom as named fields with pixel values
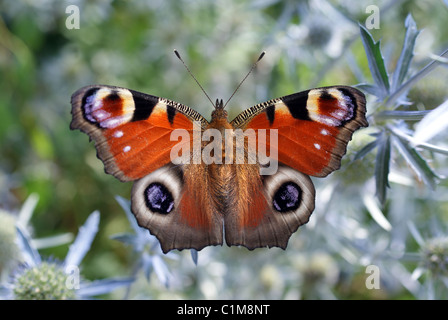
left=407, top=221, right=424, bottom=246
left=359, top=24, right=390, bottom=97
left=362, top=193, right=392, bottom=231
left=110, top=233, right=138, bottom=246
left=388, top=124, right=448, bottom=155
left=376, top=110, right=430, bottom=121
left=354, top=139, right=378, bottom=161
left=414, top=100, right=448, bottom=144
left=392, top=135, right=440, bottom=189
left=33, top=233, right=73, bottom=249
left=416, top=142, right=448, bottom=156
left=64, top=211, right=100, bottom=268
left=115, top=196, right=139, bottom=230
left=356, top=83, right=383, bottom=97
left=152, top=255, right=171, bottom=287
left=16, top=225, right=41, bottom=267
left=77, top=278, right=134, bottom=298
left=386, top=48, right=448, bottom=108
left=428, top=53, right=448, bottom=64
left=391, top=14, right=420, bottom=91
left=142, top=252, right=153, bottom=281
left=375, top=132, right=391, bottom=204
left=190, top=249, right=198, bottom=265
left=18, top=193, right=39, bottom=227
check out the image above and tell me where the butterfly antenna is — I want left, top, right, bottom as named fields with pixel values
left=223, top=51, right=265, bottom=108
left=174, top=49, right=215, bottom=108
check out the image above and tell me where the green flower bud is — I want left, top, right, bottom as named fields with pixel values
left=13, top=262, right=77, bottom=300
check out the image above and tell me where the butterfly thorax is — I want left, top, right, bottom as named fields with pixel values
left=210, top=107, right=228, bottom=121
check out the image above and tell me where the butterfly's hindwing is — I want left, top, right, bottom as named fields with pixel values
left=224, top=164, right=315, bottom=250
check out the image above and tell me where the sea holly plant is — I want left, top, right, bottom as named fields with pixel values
left=110, top=196, right=175, bottom=291
left=0, top=211, right=133, bottom=299
left=356, top=14, right=447, bottom=206
left=0, top=194, right=73, bottom=281
left=404, top=220, right=448, bottom=299
left=110, top=196, right=200, bottom=293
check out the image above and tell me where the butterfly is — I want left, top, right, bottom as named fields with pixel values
left=71, top=69, right=367, bottom=253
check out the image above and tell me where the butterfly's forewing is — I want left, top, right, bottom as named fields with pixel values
left=70, top=85, right=208, bottom=181
left=231, top=86, right=368, bottom=177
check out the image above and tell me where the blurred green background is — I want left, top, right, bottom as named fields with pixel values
left=1, top=0, right=448, bottom=299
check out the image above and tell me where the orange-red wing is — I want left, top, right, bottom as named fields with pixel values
left=231, top=86, right=368, bottom=177
left=71, top=85, right=208, bottom=181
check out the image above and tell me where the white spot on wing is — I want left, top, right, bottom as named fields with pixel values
left=321, top=129, right=329, bottom=136
left=114, top=130, right=123, bottom=138
left=314, top=143, right=321, bottom=150
left=123, top=146, right=131, bottom=153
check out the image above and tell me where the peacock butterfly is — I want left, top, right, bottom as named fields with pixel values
left=70, top=54, right=367, bottom=253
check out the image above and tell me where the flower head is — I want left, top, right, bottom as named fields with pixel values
left=0, top=211, right=133, bottom=300
left=12, top=262, right=77, bottom=300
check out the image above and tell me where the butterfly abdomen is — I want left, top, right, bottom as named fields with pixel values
left=208, top=163, right=237, bottom=213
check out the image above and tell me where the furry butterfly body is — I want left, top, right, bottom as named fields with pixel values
left=71, top=84, right=367, bottom=253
